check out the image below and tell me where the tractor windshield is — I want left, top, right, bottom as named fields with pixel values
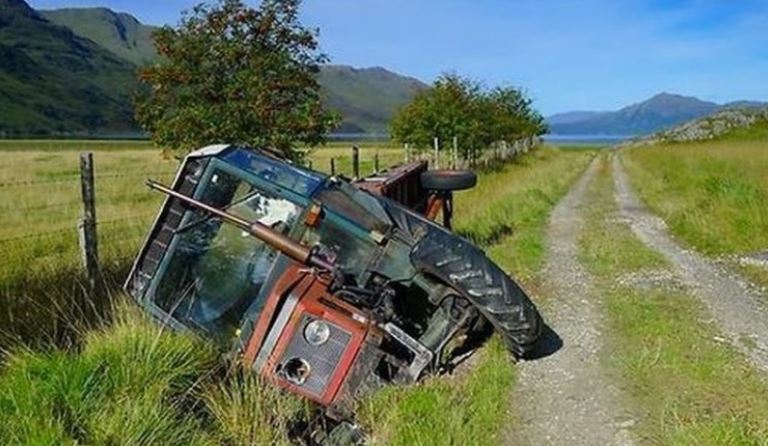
left=154, top=167, right=303, bottom=344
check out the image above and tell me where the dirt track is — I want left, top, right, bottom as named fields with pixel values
left=511, top=159, right=636, bottom=446
left=612, top=154, right=768, bottom=372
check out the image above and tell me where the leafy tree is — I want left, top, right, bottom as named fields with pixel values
left=391, top=74, right=546, bottom=163
left=135, top=0, right=338, bottom=159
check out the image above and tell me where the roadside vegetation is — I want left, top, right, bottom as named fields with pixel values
left=580, top=155, right=768, bottom=444
left=623, top=119, right=768, bottom=287
left=0, top=302, right=309, bottom=445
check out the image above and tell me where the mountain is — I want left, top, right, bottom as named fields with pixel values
left=41, top=7, right=158, bottom=66
left=546, top=110, right=609, bottom=125
left=548, top=93, right=726, bottom=136
left=319, top=65, right=427, bottom=133
left=0, top=3, right=425, bottom=136
left=0, top=0, right=138, bottom=136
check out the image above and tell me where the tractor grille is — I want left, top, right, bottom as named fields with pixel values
left=278, top=315, right=351, bottom=399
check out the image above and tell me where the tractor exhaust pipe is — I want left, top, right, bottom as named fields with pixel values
left=146, top=180, right=334, bottom=272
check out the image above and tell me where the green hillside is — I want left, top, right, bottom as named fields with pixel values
left=0, top=0, right=138, bottom=136
left=41, top=7, right=158, bottom=66
left=319, top=65, right=427, bottom=133
left=0, top=1, right=426, bottom=136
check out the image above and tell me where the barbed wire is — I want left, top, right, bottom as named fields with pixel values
left=0, top=171, right=176, bottom=189
left=0, top=212, right=157, bottom=246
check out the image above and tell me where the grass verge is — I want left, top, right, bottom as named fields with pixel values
left=580, top=154, right=768, bottom=445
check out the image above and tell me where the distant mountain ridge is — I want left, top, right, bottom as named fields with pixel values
left=548, top=93, right=768, bottom=136
left=0, top=0, right=138, bottom=136
left=41, top=7, right=158, bottom=65
left=0, top=2, right=425, bottom=136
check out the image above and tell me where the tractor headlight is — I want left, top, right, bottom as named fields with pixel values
left=304, top=320, right=331, bottom=346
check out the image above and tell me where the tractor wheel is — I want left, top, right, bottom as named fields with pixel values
left=420, top=170, right=477, bottom=191
left=383, top=200, right=543, bottom=358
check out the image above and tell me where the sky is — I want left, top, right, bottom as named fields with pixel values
left=27, top=0, right=768, bottom=115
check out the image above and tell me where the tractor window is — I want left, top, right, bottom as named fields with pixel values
left=222, top=148, right=323, bottom=196
left=154, top=168, right=302, bottom=344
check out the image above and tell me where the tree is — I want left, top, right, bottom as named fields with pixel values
left=391, top=74, right=546, bottom=163
left=135, top=0, right=338, bottom=160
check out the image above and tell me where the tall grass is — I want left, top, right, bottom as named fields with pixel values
left=624, top=134, right=768, bottom=288
left=0, top=301, right=309, bottom=445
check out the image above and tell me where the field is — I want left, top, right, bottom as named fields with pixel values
left=0, top=140, right=595, bottom=444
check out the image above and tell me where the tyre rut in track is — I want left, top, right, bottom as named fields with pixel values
left=510, top=159, right=636, bottom=446
left=612, top=153, right=768, bottom=372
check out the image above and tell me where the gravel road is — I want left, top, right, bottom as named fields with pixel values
left=510, top=159, right=636, bottom=446
left=612, top=154, right=768, bottom=372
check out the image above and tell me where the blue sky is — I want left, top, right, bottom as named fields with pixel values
left=28, top=0, right=768, bottom=115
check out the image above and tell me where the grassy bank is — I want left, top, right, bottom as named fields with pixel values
left=580, top=155, right=768, bottom=444
left=623, top=128, right=768, bottom=287
left=357, top=147, right=596, bottom=445
left=0, top=302, right=309, bottom=445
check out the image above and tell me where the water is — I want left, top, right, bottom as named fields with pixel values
left=543, top=134, right=636, bottom=146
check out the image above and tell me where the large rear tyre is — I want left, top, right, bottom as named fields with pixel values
left=383, top=200, right=543, bottom=358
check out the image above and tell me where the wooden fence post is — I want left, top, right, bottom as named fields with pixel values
left=352, top=146, right=360, bottom=179
left=374, top=152, right=380, bottom=174
left=330, top=157, right=336, bottom=176
left=78, top=152, right=99, bottom=293
left=452, top=136, right=458, bottom=169
left=433, top=137, right=440, bottom=169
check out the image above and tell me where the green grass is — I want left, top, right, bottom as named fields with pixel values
left=359, top=338, right=514, bottom=446
left=0, top=301, right=309, bottom=445
left=580, top=155, right=768, bottom=445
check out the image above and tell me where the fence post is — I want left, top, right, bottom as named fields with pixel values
left=452, top=136, right=458, bottom=169
left=433, top=137, right=440, bottom=169
left=374, top=152, right=380, bottom=174
left=352, top=146, right=360, bottom=179
left=405, top=143, right=411, bottom=163
left=330, top=157, right=336, bottom=176
left=78, top=152, right=99, bottom=293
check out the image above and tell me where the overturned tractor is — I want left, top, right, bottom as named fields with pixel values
left=125, top=144, right=542, bottom=441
